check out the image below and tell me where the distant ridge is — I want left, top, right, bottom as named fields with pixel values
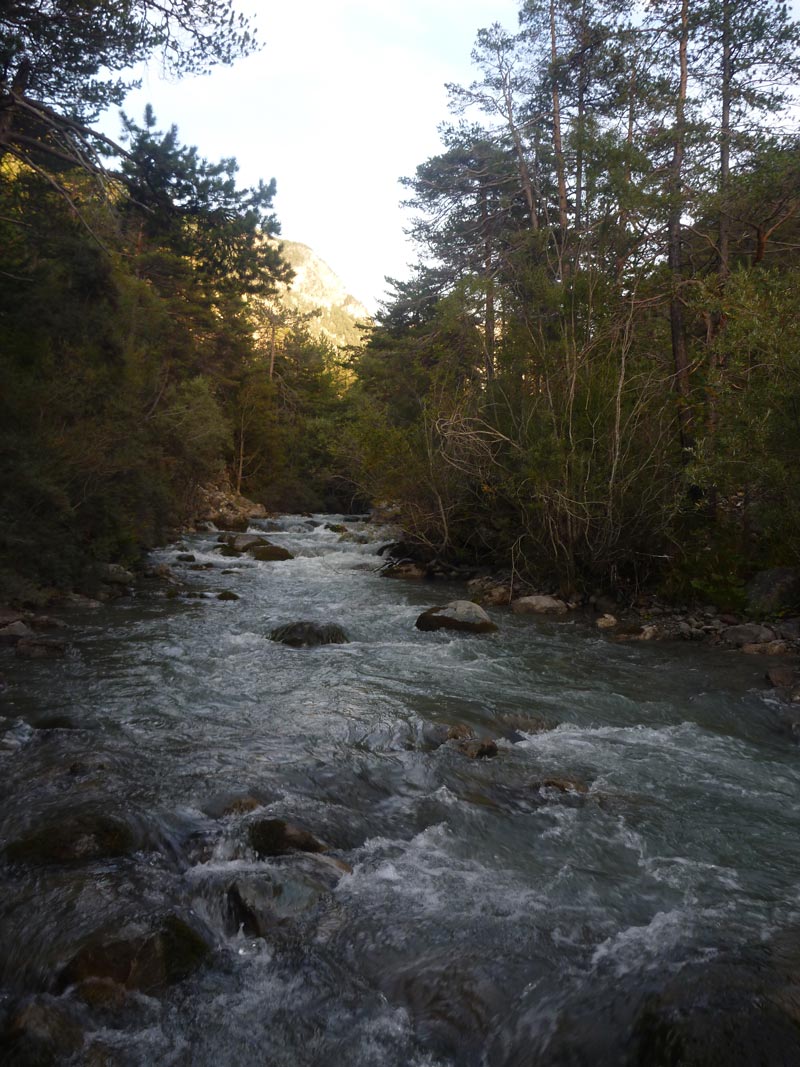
left=276, top=239, right=371, bottom=349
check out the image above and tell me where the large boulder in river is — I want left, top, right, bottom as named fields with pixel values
left=5, top=814, right=137, bottom=865
left=511, top=594, right=568, bottom=615
left=746, top=567, right=800, bottom=616
left=58, top=915, right=210, bottom=994
left=249, top=543, right=294, bottom=562
left=416, top=601, right=497, bottom=634
left=269, top=621, right=349, bottom=647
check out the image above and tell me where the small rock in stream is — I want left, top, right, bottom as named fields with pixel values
left=14, top=638, right=67, bottom=659
left=415, top=601, right=497, bottom=635
left=456, top=738, right=499, bottom=759
left=217, top=590, right=240, bottom=601
left=248, top=818, right=330, bottom=858
left=766, top=667, right=797, bottom=689
left=217, top=545, right=242, bottom=558
left=511, top=594, right=569, bottom=615
left=1, top=999, right=84, bottom=1065
left=225, top=853, right=351, bottom=935
left=382, top=561, right=429, bottom=580
left=530, top=776, right=590, bottom=796
left=269, top=621, right=349, bottom=647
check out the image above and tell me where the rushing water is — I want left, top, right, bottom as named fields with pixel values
left=1, top=516, right=799, bottom=1065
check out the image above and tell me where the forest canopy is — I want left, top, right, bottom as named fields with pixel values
left=2, top=0, right=800, bottom=607
left=341, top=0, right=800, bottom=602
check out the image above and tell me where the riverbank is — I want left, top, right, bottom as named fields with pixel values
left=2, top=505, right=800, bottom=715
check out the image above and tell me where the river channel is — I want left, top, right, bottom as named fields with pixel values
left=1, top=515, right=799, bottom=1065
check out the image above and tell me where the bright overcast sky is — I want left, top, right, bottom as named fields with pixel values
left=109, top=0, right=522, bottom=311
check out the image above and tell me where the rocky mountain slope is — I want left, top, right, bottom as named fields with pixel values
left=275, top=240, right=371, bottom=349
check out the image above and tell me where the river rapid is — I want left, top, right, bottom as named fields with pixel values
left=1, top=515, right=799, bottom=1066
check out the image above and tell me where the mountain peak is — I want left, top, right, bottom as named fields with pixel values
left=273, top=239, right=371, bottom=349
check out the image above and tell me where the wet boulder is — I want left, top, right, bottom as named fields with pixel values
left=248, top=818, right=330, bottom=858
left=5, top=814, right=137, bottom=865
left=722, top=622, right=777, bottom=647
left=176, top=553, right=196, bottom=563
left=775, top=711, right=800, bottom=743
left=0, top=620, right=35, bottom=644
left=58, top=916, right=211, bottom=995
left=14, top=638, right=67, bottom=658
left=212, top=513, right=249, bottom=531
left=99, top=564, right=134, bottom=586
left=630, top=956, right=800, bottom=1067
left=222, top=533, right=267, bottom=552
left=766, top=666, right=798, bottom=690
left=511, top=594, right=568, bottom=615
left=497, top=712, right=558, bottom=735
left=456, top=739, right=498, bottom=759
left=216, top=590, right=240, bottom=601
left=481, top=583, right=513, bottom=606
left=415, top=601, right=497, bottom=634
left=202, top=791, right=268, bottom=818
left=0, top=999, right=84, bottom=1065
left=741, top=640, right=789, bottom=655
left=248, top=543, right=294, bottom=562
left=596, top=614, right=618, bottom=630
left=382, top=561, right=429, bottom=580
left=145, top=563, right=180, bottom=584
left=530, top=776, right=589, bottom=796
left=226, top=854, right=350, bottom=935
left=269, top=621, right=349, bottom=647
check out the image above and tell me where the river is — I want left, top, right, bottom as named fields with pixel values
left=1, top=515, right=799, bottom=1065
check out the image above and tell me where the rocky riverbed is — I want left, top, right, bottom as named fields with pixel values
left=1, top=515, right=799, bottom=1065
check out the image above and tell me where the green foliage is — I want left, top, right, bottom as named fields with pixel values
left=335, top=0, right=800, bottom=598
left=0, top=0, right=256, bottom=118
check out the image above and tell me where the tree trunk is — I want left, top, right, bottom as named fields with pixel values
left=549, top=0, right=570, bottom=243
left=502, top=79, right=539, bottom=232
left=718, top=0, right=732, bottom=286
left=480, top=184, right=496, bottom=381
left=667, top=0, right=694, bottom=458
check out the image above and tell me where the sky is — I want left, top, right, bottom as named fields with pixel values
left=107, top=0, right=522, bottom=311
